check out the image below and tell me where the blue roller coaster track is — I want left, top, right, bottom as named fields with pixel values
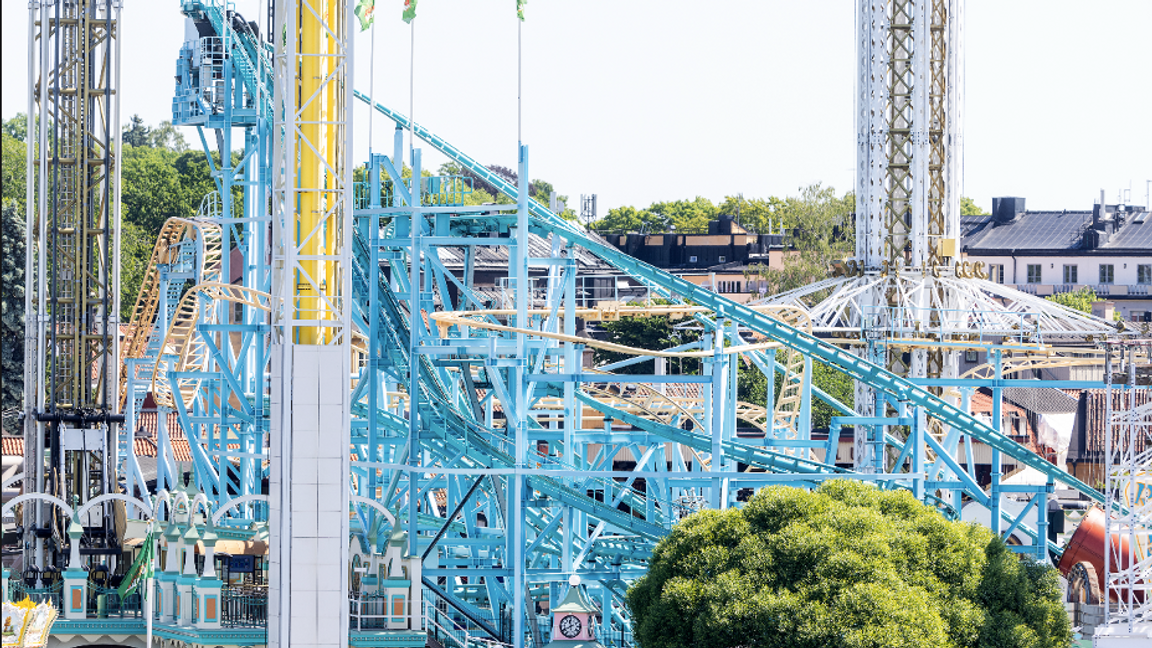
left=106, top=1, right=1114, bottom=644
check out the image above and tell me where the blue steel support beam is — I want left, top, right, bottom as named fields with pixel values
left=353, top=92, right=1105, bottom=507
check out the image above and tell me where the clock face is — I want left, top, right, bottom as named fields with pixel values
left=559, top=614, right=582, bottom=638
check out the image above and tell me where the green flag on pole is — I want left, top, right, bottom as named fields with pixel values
left=403, top=0, right=418, bottom=23
left=117, top=531, right=155, bottom=599
left=517, top=0, right=527, bottom=21
left=355, top=0, right=376, bottom=31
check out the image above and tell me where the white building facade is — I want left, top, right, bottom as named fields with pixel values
left=962, top=198, right=1152, bottom=323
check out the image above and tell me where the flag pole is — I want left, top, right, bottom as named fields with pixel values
left=145, top=522, right=155, bottom=648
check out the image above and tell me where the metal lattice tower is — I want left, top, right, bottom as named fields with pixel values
left=857, top=0, right=962, bottom=274
left=23, top=0, right=123, bottom=572
left=1101, top=342, right=1152, bottom=631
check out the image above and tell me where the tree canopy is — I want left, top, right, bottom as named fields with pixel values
left=1045, top=287, right=1098, bottom=314
left=592, top=310, right=701, bottom=376
left=1046, top=286, right=1118, bottom=322
left=627, top=481, right=1071, bottom=648
left=436, top=160, right=576, bottom=219
left=961, top=197, right=988, bottom=216
left=1, top=201, right=24, bottom=423
left=118, top=122, right=218, bottom=318
left=1, top=118, right=27, bottom=423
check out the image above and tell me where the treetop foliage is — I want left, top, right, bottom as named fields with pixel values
left=1, top=201, right=25, bottom=420
left=627, top=481, right=1071, bottom=648
left=436, top=161, right=577, bottom=219
left=1046, top=286, right=1119, bottom=322
left=961, top=196, right=988, bottom=216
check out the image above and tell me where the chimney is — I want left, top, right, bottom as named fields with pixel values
left=1091, top=300, right=1114, bottom=322
left=992, top=197, right=1026, bottom=224
left=1086, top=189, right=1114, bottom=248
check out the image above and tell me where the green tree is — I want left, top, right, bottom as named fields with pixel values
left=737, top=352, right=854, bottom=430
left=2, top=130, right=25, bottom=204
left=717, top=194, right=785, bottom=234
left=435, top=161, right=574, bottom=216
left=590, top=205, right=659, bottom=233
left=1046, top=286, right=1119, bottom=322
left=627, top=481, right=1071, bottom=648
left=1045, top=287, right=1098, bottom=314
left=593, top=312, right=701, bottom=375
left=961, top=197, right=987, bottom=216
left=3, top=114, right=27, bottom=142
left=118, top=130, right=217, bottom=319
left=591, top=197, right=721, bottom=233
left=763, top=183, right=855, bottom=294
left=0, top=201, right=25, bottom=423
left=122, top=114, right=151, bottom=147
left=1, top=123, right=27, bottom=425
left=647, top=197, right=719, bottom=232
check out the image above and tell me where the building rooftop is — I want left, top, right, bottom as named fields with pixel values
left=964, top=198, right=1152, bottom=255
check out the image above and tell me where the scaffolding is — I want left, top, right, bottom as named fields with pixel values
left=1102, top=339, right=1152, bottom=630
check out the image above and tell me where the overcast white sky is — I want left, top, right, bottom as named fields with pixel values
left=3, top=1, right=1149, bottom=215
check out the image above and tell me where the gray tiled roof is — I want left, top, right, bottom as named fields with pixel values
left=964, top=211, right=1093, bottom=251
left=1102, top=212, right=1152, bottom=250
left=964, top=207, right=1152, bottom=254
left=1002, top=386, right=1080, bottom=414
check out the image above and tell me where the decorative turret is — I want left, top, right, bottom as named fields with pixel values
left=544, top=576, right=604, bottom=648
left=61, top=508, right=88, bottom=620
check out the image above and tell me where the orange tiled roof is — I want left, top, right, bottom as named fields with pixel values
left=2, top=435, right=23, bottom=458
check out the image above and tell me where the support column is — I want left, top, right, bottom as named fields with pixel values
left=269, top=345, right=351, bottom=648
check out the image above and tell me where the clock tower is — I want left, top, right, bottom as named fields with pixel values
left=544, top=577, right=604, bottom=648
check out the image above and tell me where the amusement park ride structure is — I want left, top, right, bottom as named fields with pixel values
left=5, top=0, right=1150, bottom=646
left=21, top=0, right=124, bottom=581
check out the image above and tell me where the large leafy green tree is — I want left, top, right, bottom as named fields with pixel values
left=2, top=119, right=28, bottom=426
left=1, top=201, right=25, bottom=424
left=590, top=184, right=853, bottom=293
left=737, top=351, right=854, bottom=431
left=627, top=481, right=1071, bottom=648
left=592, top=197, right=721, bottom=233
left=118, top=126, right=216, bottom=319
left=761, top=183, right=855, bottom=294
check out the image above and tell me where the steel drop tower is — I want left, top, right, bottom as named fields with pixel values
left=23, top=0, right=124, bottom=575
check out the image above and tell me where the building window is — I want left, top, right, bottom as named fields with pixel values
left=718, top=255, right=726, bottom=263
left=1026, top=264, right=1042, bottom=284
left=1063, top=264, right=1078, bottom=284
left=1138, top=264, right=1152, bottom=284
left=1099, top=264, right=1114, bottom=284
left=688, top=255, right=698, bottom=264
left=988, top=264, right=1004, bottom=283
left=965, top=349, right=978, bottom=363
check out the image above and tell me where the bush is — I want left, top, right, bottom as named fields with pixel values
left=626, top=481, right=1070, bottom=648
